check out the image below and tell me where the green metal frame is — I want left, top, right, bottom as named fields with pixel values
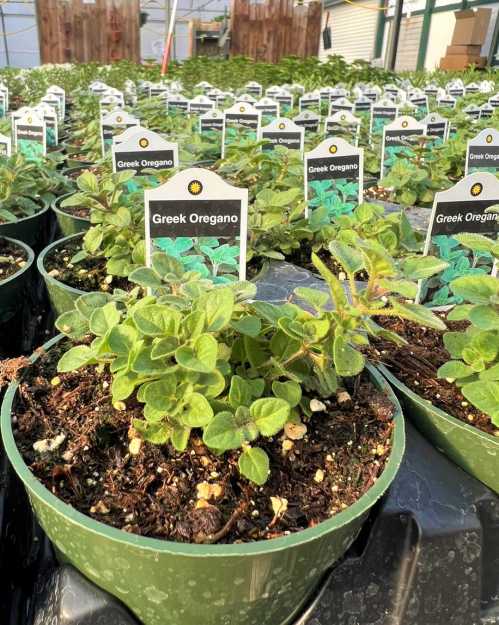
left=374, top=0, right=387, bottom=59
left=416, top=0, right=436, bottom=70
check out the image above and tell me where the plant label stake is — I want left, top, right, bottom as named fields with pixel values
left=100, top=110, right=139, bottom=156
left=0, top=83, right=9, bottom=112
left=304, top=137, right=363, bottom=220
left=422, top=113, right=448, bottom=144
left=195, top=81, right=212, bottom=94
left=464, top=104, right=481, bottom=121
left=0, top=132, right=11, bottom=157
left=266, top=85, right=283, bottom=98
left=100, top=94, right=122, bottom=116
left=238, top=93, right=257, bottom=104
left=112, top=128, right=178, bottom=175
left=465, top=82, right=479, bottom=94
left=325, top=111, right=361, bottom=146
left=245, top=82, right=263, bottom=98
left=363, top=86, right=381, bottom=102
left=145, top=168, right=248, bottom=282
left=465, top=129, right=499, bottom=176
left=417, top=172, right=499, bottom=306
left=255, top=97, right=280, bottom=124
left=103, top=87, right=125, bottom=107
left=274, top=89, right=293, bottom=115
left=41, top=93, right=63, bottom=123
left=370, top=98, right=398, bottom=137
left=381, top=116, right=426, bottom=177
left=293, top=111, right=320, bottom=134
left=409, top=93, right=429, bottom=118
left=437, top=94, right=456, bottom=109
left=47, top=85, right=66, bottom=119
left=424, top=83, right=439, bottom=97
left=200, top=109, right=224, bottom=132
left=354, top=95, right=372, bottom=119
left=488, top=93, right=499, bottom=109
left=149, top=83, right=169, bottom=98
left=207, top=88, right=226, bottom=108
left=34, top=103, right=59, bottom=148
left=222, top=102, right=261, bottom=158
left=319, top=86, right=334, bottom=108
left=329, top=97, right=354, bottom=116
left=15, top=110, right=46, bottom=161
left=0, top=91, right=6, bottom=119
left=480, top=103, right=494, bottom=119
left=260, top=118, right=304, bottom=155
left=166, top=94, right=189, bottom=115
left=188, top=95, right=215, bottom=115
left=299, top=92, right=320, bottom=113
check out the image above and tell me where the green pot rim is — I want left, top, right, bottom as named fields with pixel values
left=51, top=193, right=91, bottom=224
left=2, top=338, right=404, bottom=558
left=0, top=235, right=35, bottom=287
left=37, top=232, right=86, bottom=299
left=378, top=363, right=498, bottom=446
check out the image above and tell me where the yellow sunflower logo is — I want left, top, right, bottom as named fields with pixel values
left=117, top=116, right=123, bottom=123
left=471, top=182, right=483, bottom=197
left=341, top=114, right=346, bottom=121
left=239, top=106, right=245, bottom=112
left=27, top=117, right=32, bottom=124
left=402, top=120, right=408, bottom=128
left=329, top=144, right=338, bottom=154
left=139, top=137, right=149, bottom=149
left=486, top=134, right=493, bottom=144
left=188, top=180, right=203, bottom=195
left=279, top=122, right=285, bottom=130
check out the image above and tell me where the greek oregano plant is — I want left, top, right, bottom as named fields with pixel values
left=55, top=243, right=447, bottom=484
left=437, top=232, right=499, bottom=425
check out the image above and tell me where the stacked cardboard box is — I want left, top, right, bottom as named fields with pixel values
left=439, top=8, right=491, bottom=70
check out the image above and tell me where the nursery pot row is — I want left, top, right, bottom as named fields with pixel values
left=1, top=340, right=405, bottom=625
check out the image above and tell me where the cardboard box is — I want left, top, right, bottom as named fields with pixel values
left=446, top=44, right=482, bottom=56
left=439, top=54, right=487, bottom=70
left=451, top=8, right=492, bottom=46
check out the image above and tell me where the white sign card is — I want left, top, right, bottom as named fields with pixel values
left=222, top=102, right=261, bottom=158
left=465, top=82, right=479, bottom=94
left=0, top=91, right=6, bottom=118
left=304, top=137, right=363, bottom=220
left=480, top=103, right=494, bottom=119
left=189, top=95, right=215, bottom=115
left=207, top=89, right=226, bottom=107
left=465, top=128, right=499, bottom=176
left=145, top=168, right=248, bottom=282
left=167, top=93, right=189, bottom=114
left=325, top=111, right=361, bottom=146
left=245, top=82, right=263, bottom=98
left=15, top=109, right=46, bottom=160
left=463, top=104, right=481, bottom=121
left=437, top=94, right=456, bottom=109
left=422, top=113, right=448, bottom=143
left=47, top=85, right=66, bottom=119
left=200, top=109, right=224, bottom=133
left=299, top=92, right=320, bottom=113
left=260, top=118, right=304, bottom=155
left=424, top=83, right=439, bottom=97
left=329, top=97, right=354, bottom=116
left=417, top=173, right=499, bottom=306
left=370, top=98, right=398, bottom=135
left=34, top=103, right=58, bottom=147
left=112, top=128, right=178, bottom=175
left=0, top=132, right=11, bottom=157
left=354, top=95, right=372, bottom=117
left=238, top=93, right=257, bottom=104
left=409, top=93, right=429, bottom=118
left=100, top=110, right=139, bottom=155
left=381, top=116, right=426, bottom=177
left=255, top=97, right=280, bottom=122
left=274, top=90, right=293, bottom=114
left=293, top=111, right=320, bottom=133
left=0, top=83, right=9, bottom=111
left=488, top=93, right=499, bottom=109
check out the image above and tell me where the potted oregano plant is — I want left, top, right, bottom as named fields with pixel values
left=2, top=241, right=446, bottom=625
left=0, top=235, right=35, bottom=334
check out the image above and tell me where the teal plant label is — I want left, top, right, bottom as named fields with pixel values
left=0, top=91, right=5, bottom=118
left=304, top=137, right=363, bottom=220
left=299, top=91, right=320, bottom=113
left=112, top=128, right=178, bottom=175
left=480, top=103, right=494, bottom=119
left=15, top=110, right=46, bottom=160
left=145, top=168, right=248, bottom=282
left=437, top=94, right=456, bottom=109
left=222, top=102, right=261, bottom=157
left=260, top=118, right=304, bottom=154
left=46, top=85, right=65, bottom=119
left=188, top=95, right=215, bottom=114
left=381, top=115, right=426, bottom=176
left=0, top=132, right=11, bottom=157
left=274, top=89, right=293, bottom=114
left=245, top=82, right=262, bottom=98
left=167, top=93, right=189, bottom=114
left=324, top=111, right=361, bottom=146
left=100, top=109, right=139, bottom=155
left=464, top=104, right=481, bottom=121
left=370, top=98, right=398, bottom=135
left=417, top=173, right=499, bottom=306
left=34, top=103, right=58, bottom=148
left=422, top=112, right=448, bottom=143
left=329, top=97, right=353, bottom=116
left=293, top=111, right=320, bottom=133
left=465, top=128, right=499, bottom=176
left=255, top=97, right=279, bottom=124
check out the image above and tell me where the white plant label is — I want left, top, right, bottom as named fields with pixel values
left=465, top=128, right=499, bottom=176
left=222, top=102, right=261, bottom=158
left=100, top=109, right=139, bottom=155
left=325, top=111, right=361, bottom=146
left=112, top=128, right=178, bottom=175
left=260, top=118, right=304, bottom=155
left=15, top=109, right=46, bottom=160
left=0, top=132, right=11, bottom=157
left=381, top=116, right=426, bottom=177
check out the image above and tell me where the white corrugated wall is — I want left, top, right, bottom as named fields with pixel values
left=393, top=14, right=424, bottom=71
left=319, top=0, right=379, bottom=63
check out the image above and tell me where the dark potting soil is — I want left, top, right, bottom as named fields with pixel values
left=12, top=345, right=395, bottom=544
left=45, top=237, right=130, bottom=293
left=287, top=243, right=369, bottom=281
left=363, top=185, right=391, bottom=202
left=65, top=166, right=104, bottom=181
left=0, top=238, right=28, bottom=280
left=370, top=316, right=498, bottom=437
left=58, top=203, right=90, bottom=219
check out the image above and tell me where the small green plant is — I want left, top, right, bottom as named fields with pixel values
left=308, top=179, right=359, bottom=219
left=55, top=242, right=446, bottom=484
left=61, top=171, right=145, bottom=277
left=437, top=233, right=499, bottom=425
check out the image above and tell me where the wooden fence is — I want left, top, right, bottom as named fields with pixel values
left=36, top=0, right=140, bottom=64
left=229, top=0, right=322, bottom=63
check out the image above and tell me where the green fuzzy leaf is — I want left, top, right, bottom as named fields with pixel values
left=181, top=392, right=214, bottom=427
left=447, top=305, right=474, bottom=321
left=57, top=345, right=95, bottom=373
left=55, top=309, right=89, bottom=340
left=152, top=253, right=184, bottom=278
left=388, top=299, right=447, bottom=331
left=151, top=336, right=178, bottom=359
left=401, top=256, right=450, bottom=280
left=111, top=372, right=138, bottom=401
left=311, top=252, right=347, bottom=310
left=182, top=311, right=206, bottom=341
left=454, top=233, right=496, bottom=254
left=171, top=425, right=191, bottom=451
left=109, top=325, right=137, bottom=354
left=203, top=411, right=247, bottom=450
left=229, top=375, right=253, bottom=409
left=83, top=227, right=103, bottom=254
left=75, top=292, right=112, bottom=320
left=249, top=397, right=290, bottom=436
left=328, top=241, right=364, bottom=276
left=333, top=335, right=365, bottom=377
left=175, top=333, right=218, bottom=373
left=272, top=380, right=302, bottom=407
left=479, top=363, right=499, bottom=381
left=238, top=447, right=269, bottom=485
left=77, top=171, right=99, bottom=193
left=451, top=275, right=499, bottom=305
left=469, top=305, right=499, bottom=330
left=293, top=287, right=329, bottom=311
left=462, top=381, right=499, bottom=424
left=133, top=304, right=180, bottom=337
left=89, top=302, right=121, bottom=336
left=133, top=419, right=170, bottom=444
left=443, top=331, right=469, bottom=359
left=437, top=361, right=474, bottom=380
left=197, top=287, right=235, bottom=332
left=230, top=315, right=262, bottom=337
left=128, top=267, right=163, bottom=289
left=379, top=279, right=417, bottom=299
left=144, top=374, right=177, bottom=411
left=132, top=345, right=167, bottom=375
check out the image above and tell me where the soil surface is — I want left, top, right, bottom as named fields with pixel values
left=44, top=236, right=129, bottom=292
left=288, top=243, right=369, bottom=281
left=12, top=344, right=395, bottom=544
left=0, top=238, right=28, bottom=280
left=64, top=165, right=104, bottom=181
left=57, top=203, right=90, bottom=219
left=370, top=316, right=498, bottom=437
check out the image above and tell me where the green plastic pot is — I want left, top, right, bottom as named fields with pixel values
left=0, top=201, right=49, bottom=249
left=379, top=364, right=499, bottom=494
left=61, top=142, right=93, bottom=169
left=1, top=340, right=404, bottom=625
left=0, top=236, right=35, bottom=324
left=37, top=233, right=85, bottom=316
left=52, top=193, right=90, bottom=237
